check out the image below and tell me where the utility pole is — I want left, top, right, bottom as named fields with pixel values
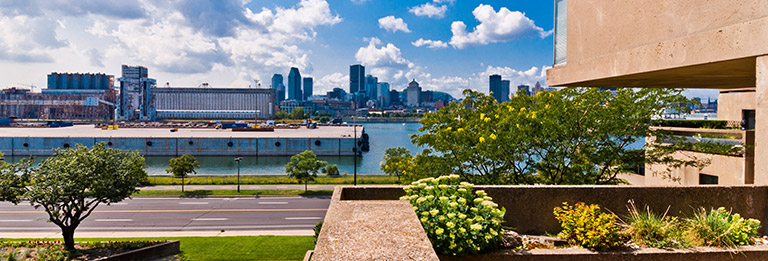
left=353, top=115, right=357, bottom=186
left=234, top=157, right=243, bottom=193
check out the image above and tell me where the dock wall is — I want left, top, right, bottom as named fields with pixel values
left=0, top=136, right=358, bottom=156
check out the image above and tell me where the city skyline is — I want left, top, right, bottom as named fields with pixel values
left=0, top=0, right=716, bottom=100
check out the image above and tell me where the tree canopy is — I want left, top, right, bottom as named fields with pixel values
left=166, top=154, right=200, bottom=192
left=285, top=150, right=327, bottom=191
left=0, top=143, right=147, bottom=250
left=386, top=88, right=713, bottom=185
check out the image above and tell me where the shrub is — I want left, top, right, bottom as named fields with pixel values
left=688, top=207, right=761, bottom=247
left=401, top=175, right=505, bottom=256
left=553, top=202, right=625, bottom=250
left=622, top=201, right=690, bottom=248
left=314, top=221, right=324, bottom=244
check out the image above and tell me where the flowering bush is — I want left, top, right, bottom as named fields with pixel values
left=688, top=207, right=761, bottom=247
left=553, top=202, right=625, bottom=250
left=401, top=175, right=505, bottom=256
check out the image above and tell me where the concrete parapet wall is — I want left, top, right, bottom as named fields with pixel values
left=0, top=136, right=357, bottom=156
left=337, top=185, right=768, bottom=235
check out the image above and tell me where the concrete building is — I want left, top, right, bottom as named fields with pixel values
left=546, top=0, right=768, bottom=185
left=500, top=80, right=510, bottom=101
left=271, top=74, right=285, bottom=104
left=0, top=87, right=116, bottom=121
left=489, top=74, right=503, bottom=102
left=117, top=65, right=156, bottom=121
left=47, top=73, right=112, bottom=91
left=287, top=67, right=302, bottom=101
left=406, top=79, right=422, bottom=107
left=153, top=87, right=274, bottom=120
left=365, top=75, right=378, bottom=101
left=303, top=77, right=313, bottom=101
left=349, top=64, right=365, bottom=94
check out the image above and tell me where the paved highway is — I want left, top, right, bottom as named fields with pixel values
left=0, top=196, right=330, bottom=234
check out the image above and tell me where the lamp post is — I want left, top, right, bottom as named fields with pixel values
left=353, top=115, right=357, bottom=186
left=234, top=157, right=243, bottom=193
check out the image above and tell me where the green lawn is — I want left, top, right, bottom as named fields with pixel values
left=133, top=189, right=334, bottom=197
left=5, top=236, right=315, bottom=261
left=146, top=174, right=399, bottom=186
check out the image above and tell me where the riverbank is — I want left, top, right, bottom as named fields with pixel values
left=146, top=174, right=400, bottom=185
left=342, top=118, right=421, bottom=123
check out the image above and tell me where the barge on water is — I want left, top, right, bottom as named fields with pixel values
left=0, top=125, right=363, bottom=157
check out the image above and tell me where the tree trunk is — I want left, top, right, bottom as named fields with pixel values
left=182, top=176, right=185, bottom=192
left=61, top=226, right=76, bottom=251
left=305, top=181, right=308, bottom=192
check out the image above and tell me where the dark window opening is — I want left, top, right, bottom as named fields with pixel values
left=699, top=173, right=719, bottom=185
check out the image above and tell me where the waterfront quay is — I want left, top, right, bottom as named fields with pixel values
left=0, top=125, right=363, bottom=157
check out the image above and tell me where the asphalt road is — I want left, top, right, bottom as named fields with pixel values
left=0, top=196, right=330, bottom=233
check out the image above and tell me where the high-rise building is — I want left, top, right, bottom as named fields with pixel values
left=500, top=80, right=510, bottom=101
left=327, top=88, right=347, bottom=100
left=389, top=90, right=401, bottom=106
left=117, top=65, right=156, bottom=121
left=377, top=82, right=390, bottom=107
left=406, top=79, right=421, bottom=107
left=271, top=74, right=285, bottom=104
left=531, top=81, right=544, bottom=95
left=365, top=75, right=378, bottom=100
left=303, top=77, right=313, bottom=100
left=288, top=67, right=302, bottom=100
left=489, top=74, right=502, bottom=102
left=349, top=64, right=365, bottom=93
left=517, top=84, right=530, bottom=96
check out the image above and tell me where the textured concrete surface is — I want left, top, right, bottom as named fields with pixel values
left=547, top=0, right=768, bottom=88
left=313, top=187, right=438, bottom=260
left=755, top=55, right=768, bottom=185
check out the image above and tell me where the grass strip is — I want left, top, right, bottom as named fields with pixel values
left=133, top=189, right=334, bottom=197
left=4, top=236, right=314, bottom=261
left=146, top=174, right=399, bottom=186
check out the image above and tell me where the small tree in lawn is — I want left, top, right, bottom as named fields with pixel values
left=0, top=143, right=147, bottom=251
left=381, top=147, right=415, bottom=183
left=285, top=150, right=327, bottom=192
left=166, top=154, right=200, bottom=192
left=323, top=164, right=340, bottom=176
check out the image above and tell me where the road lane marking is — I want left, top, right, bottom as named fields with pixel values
left=258, top=197, right=300, bottom=200
left=94, top=219, right=133, bottom=222
left=191, top=218, right=228, bottom=221
left=284, top=217, right=322, bottom=220
left=179, top=202, right=209, bottom=205
left=0, top=208, right=327, bottom=214
left=0, top=224, right=316, bottom=231
left=258, top=202, right=288, bottom=205
left=0, top=220, right=32, bottom=222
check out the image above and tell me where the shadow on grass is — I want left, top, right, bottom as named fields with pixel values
left=299, top=190, right=334, bottom=196
left=180, top=190, right=213, bottom=198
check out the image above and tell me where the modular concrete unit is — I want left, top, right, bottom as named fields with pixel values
left=0, top=125, right=362, bottom=157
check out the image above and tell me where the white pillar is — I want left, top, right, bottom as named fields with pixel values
left=754, top=55, right=768, bottom=184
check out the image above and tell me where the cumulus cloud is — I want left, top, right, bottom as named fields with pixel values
left=409, top=3, right=447, bottom=18
left=354, top=38, right=419, bottom=85
left=378, top=16, right=410, bottom=33
left=449, top=4, right=552, bottom=49
left=315, top=72, right=349, bottom=93
left=0, top=15, right=67, bottom=63
left=411, top=38, right=448, bottom=49
left=85, top=48, right=104, bottom=67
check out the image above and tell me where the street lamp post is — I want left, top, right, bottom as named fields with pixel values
left=234, top=157, right=243, bottom=193
left=353, top=115, right=357, bottom=186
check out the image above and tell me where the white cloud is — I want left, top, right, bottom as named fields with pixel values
left=449, top=4, right=552, bottom=49
left=316, top=72, right=348, bottom=93
left=409, top=3, right=447, bottom=18
left=354, top=38, right=419, bottom=86
left=378, top=16, right=410, bottom=33
left=411, top=38, right=448, bottom=49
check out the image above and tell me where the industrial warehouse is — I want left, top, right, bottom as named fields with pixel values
left=0, top=65, right=276, bottom=122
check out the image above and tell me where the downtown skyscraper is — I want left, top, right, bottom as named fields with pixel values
left=288, top=67, right=302, bottom=101
left=303, top=77, right=313, bottom=100
left=271, top=74, right=285, bottom=104
left=349, top=64, right=365, bottom=93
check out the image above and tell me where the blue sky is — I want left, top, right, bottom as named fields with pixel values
left=0, top=0, right=716, bottom=100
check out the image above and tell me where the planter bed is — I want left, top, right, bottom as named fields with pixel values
left=439, top=245, right=768, bottom=261
left=0, top=240, right=179, bottom=261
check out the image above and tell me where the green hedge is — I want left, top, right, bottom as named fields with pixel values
left=653, top=119, right=728, bottom=129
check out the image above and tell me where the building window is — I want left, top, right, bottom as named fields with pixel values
left=699, top=174, right=719, bottom=185
left=554, top=0, right=567, bottom=65
left=742, top=110, right=756, bottom=130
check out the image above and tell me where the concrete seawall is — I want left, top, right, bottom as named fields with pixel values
left=0, top=125, right=362, bottom=156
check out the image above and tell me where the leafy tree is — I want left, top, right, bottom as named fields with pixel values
left=412, top=88, right=712, bottom=185
left=381, top=147, right=415, bottom=183
left=381, top=147, right=454, bottom=183
left=0, top=143, right=147, bottom=251
left=285, top=150, right=327, bottom=191
left=166, top=154, right=200, bottom=192
left=275, top=110, right=289, bottom=120
left=290, top=107, right=306, bottom=119
left=323, top=164, right=340, bottom=176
